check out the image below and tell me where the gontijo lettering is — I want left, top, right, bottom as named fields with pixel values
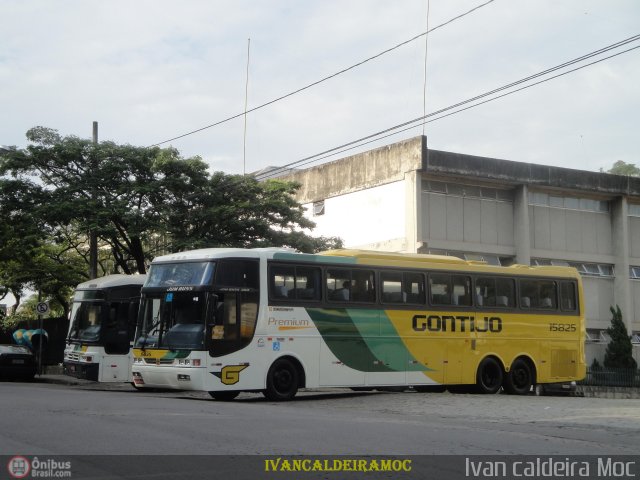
left=413, top=315, right=502, bottom=333
left=265, top=458, right=412, bottom=472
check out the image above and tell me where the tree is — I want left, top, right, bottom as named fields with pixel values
left=1, top=126, right=342, bottom=303
left=602, top=160, right=640, bottom=176
left=603, top=305, right=637, bottom=370
left=163, top=173, right=342, bottom=253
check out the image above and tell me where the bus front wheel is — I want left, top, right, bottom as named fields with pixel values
left=503, top=358, right=534, bottom=395
left=476, top=357, right=503, bottom=394
left=264, top=358, right=299, bottom=401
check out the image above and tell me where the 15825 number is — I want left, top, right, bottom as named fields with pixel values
left=549, top=323, right=576, bottom=332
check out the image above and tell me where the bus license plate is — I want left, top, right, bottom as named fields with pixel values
left=12, top=359, right=25, bottom=364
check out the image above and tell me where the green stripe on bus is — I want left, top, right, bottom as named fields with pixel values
left=273, top=252, right=356, bottom=264
left=306, top=308, right=432, bottom=373
left=306, top=308, right=394, bottom=372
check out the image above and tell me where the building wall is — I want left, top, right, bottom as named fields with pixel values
left=529, top=207, right=613, bottom=256
left=630, top=217, right=640, bottom=258
left=303, top=181, right=407, bottom=250
left=632, top=281, right=640, bottom=328
left=583, top=277, right=616, bottom=329
left=420, top=191, right=514, bottom=253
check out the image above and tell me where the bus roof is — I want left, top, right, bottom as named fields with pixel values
left=75, top=274, right=147, bottom=290
left=151, top=247, right=297, bottom=264
left=150, top=247, right=580, bottom=279
left=319, top=249, right=580, bottom=278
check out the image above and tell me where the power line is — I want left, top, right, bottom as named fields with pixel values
left=148, top=0, right=495, bottom=147
left=256, top=36, right=640, bottom=180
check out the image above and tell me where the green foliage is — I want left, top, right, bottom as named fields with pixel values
left=602, top=160, right=640, bottom=176
left=1, top=126, right=343, bottom=310
left=604, top=305, right=637, bottom=370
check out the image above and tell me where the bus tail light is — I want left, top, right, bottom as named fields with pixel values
left=192, top=359, right=201, bottom=366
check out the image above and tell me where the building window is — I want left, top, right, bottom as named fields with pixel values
left=429, top=249, right=513, bottom=267
left=630, top=204, right=640, bottom=217
left=533, top=259, right=614, bottom=278
left=529, top=192, right=609, bottom=213
left=422, top=181, right=513, bottom=202
left=630, top=266, right=640, bottom=279
left=568, top=263, right=614, bottom=277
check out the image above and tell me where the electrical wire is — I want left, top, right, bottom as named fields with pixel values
left=255, top=37, right=640, bottom=180
left=148, top=0, right=495, bottom=147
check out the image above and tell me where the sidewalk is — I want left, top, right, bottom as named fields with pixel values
left=34, top=365, right=136, bottom=391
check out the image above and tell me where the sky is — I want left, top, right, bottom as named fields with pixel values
left=1, top=0, right=639, bottom=176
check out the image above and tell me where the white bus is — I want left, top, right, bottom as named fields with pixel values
left=64, top=274, right=146, bottom=382
left=131, top=248, right=585, bottom=400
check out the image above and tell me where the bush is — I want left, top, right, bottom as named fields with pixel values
left=604, top=306, right=637, bottom=370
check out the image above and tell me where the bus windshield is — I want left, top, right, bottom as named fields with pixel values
left=136, top=292, right=207, bottom=350
left=68, top=301, right=103, bottom=343
left=146, top=262, right=215, bottom=288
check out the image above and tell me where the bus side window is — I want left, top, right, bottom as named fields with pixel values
left=495, top=278, right=515, bottom=307
left=475, top=277, right=495, bottom=307
left=538, top=280, right=557, bottom=309
left=270, top=265, right=294, bottom=299
left=452, top=275, right=472, bottom=306
left=352, top=270, right=375, bottom=303
left=403, top=272, right=425, bottom=304
left=327, top=269, right=351, bottom=302
left=429, top=274, right=451, bottom=305
left=291, top=267, right=321, bottom=301
left=381, top=271, right=403, bottom=304
left=560, top=281, right=577, bottom=311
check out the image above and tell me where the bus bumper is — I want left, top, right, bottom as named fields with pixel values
left=131, top=366, right=207, bottom=390
left=63, top=361, right=99, bottom=381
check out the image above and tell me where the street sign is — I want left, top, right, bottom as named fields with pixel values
left=36, top=302, right=49, bottom=317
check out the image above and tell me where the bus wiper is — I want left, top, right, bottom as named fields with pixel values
left=139, top=318, right=161, bottom=351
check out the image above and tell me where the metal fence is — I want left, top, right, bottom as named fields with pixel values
left=579, top=367, right=640, bottom=387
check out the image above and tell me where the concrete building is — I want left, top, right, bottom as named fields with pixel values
left=281, top=136, right=640, bottom=364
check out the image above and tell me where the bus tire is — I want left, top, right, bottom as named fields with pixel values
left=264, top=358, right=299, bottom=401
left=503, top=358, right=534, bottom=395
left=209, top=391, right=240, bottom=401
left=476, top=357, right=503, bottom=394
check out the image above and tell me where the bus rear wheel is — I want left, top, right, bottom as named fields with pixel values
left=264, top=358, right=299, bottom=401
left=209, top=391, right=240, bottom=401
left=476, top=357, right=503, bottom=394
left=503, top=358, right=534, bottom=395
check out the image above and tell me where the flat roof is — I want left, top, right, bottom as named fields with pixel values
left=425, top=148, right=640, bottom=197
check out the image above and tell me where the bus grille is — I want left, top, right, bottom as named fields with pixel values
left=68, top=352, right=80, bottom=361
left=144, top=358, right=175, bottom=365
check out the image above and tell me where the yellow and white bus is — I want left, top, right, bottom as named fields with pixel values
left=131, top=248, right=585, bottom=400
left=64, top=274, right=146, bottom=382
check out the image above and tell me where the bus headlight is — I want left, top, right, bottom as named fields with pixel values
left=81, top=355, right=93, bottom=363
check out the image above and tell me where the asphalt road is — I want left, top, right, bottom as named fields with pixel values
left=1, top=381, right=639, bottom=456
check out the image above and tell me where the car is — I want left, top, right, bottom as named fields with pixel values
left=533, top=381, right=578, bottom=396
left=0, top=344, right=37, bottom=381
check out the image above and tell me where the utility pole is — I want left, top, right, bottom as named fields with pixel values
left=243, top=38, right=250, bottom=175
left=89, top=121, right=99, bottom=279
